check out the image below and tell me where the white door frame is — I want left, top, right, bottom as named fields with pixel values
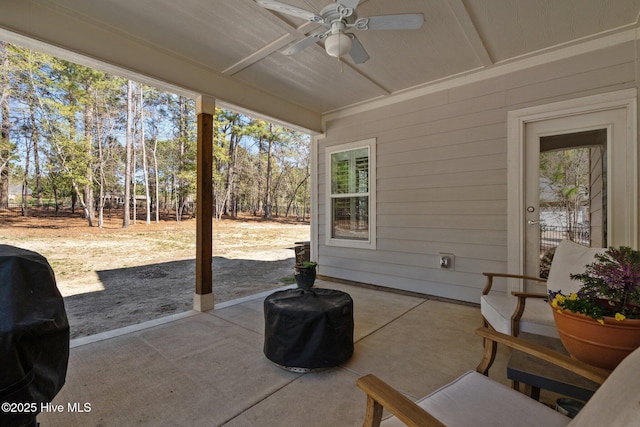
left=507, top=88, right=638, bottom=293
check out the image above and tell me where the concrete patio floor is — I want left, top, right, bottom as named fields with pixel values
left=39, top=280, right=515, bottom=426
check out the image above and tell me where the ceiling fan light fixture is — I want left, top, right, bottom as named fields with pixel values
left=257, top=1, right=424, bottom=64
left=324, top=32, right=352, bottom=58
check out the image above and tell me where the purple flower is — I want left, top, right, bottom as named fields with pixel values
left=570, top=246, right=640, bottom=318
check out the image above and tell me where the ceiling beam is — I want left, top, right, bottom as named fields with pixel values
left=344, top=62, right=391, bottom=95
left=445, top=0, right=494, bottom=67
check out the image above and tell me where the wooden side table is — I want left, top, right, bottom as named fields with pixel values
left=507, top=333, right=599, bottom=401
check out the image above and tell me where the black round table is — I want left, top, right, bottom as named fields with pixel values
left=263, top=288, right=354, bottom=372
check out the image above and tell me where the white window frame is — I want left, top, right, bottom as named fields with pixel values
left=325, top=138, right=376, bottom=249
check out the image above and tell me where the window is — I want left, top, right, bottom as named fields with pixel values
left=326, top=139, right=376, bottom=249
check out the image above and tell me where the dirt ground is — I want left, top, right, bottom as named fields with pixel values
left=0, top=213, right=310, bottom=339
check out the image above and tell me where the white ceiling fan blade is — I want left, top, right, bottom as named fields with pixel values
left=355, top=14, right=424, bottom=31
left=281, top=33, right=326, bottom=55
left=348, top=34, right=369, bottom=64
left=255, top=0, right=323, bottom=23
left=339, top=0, right=361, bottom=9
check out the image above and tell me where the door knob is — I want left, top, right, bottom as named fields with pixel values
left=527, top=219, right=539, bottom=225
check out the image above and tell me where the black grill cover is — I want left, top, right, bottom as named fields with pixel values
left=0, top=245, right=69, bottom=427
left=264, top=288, right=353, bottom=370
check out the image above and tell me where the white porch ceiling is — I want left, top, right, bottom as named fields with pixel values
left=0, top=0, right=639, bottom=132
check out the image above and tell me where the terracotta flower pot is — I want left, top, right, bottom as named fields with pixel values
left=551, top=304, right=640, bottom=370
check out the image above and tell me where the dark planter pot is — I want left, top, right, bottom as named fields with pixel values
left=294, top=265, right=316, bottom=289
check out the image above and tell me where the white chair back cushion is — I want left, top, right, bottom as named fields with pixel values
left=568, top=345, right=640, bottom=426
left=546, top=240, right=604, bottom=294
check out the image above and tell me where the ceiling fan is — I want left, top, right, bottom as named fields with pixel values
left=255, top=0, right=424, bottom=64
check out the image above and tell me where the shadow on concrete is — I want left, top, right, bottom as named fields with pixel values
left=64, top=256, right=295, bottom=339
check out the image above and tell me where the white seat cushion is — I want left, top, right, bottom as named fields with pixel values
left=481, top=240, right=604, bottom=337
left=381, top=371, right=570, bottom=427
left=481, top=292, right=559, bottom=337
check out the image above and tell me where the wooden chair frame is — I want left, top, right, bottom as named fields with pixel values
left=357, top=327, right=610, bottom=427
left=482, top=272, right=548, bottom=336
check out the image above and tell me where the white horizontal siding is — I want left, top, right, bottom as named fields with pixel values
left=376, top=227, right=507, bottom=246
left=506, top=62, right=635, bottom=106
left=380, top=184, right=507, bottom=203
left=378, top=169, right=505, bottom=191
left=316, top=40, right=638, bottom=303
left=379, top=151, right=505, bottom=180
left=447, top=42, right=635, bottom=101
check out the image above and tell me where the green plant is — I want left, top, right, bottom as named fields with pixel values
left=281, top=276, right=296, bottom=285
left=549, top=246, right=640, bottom=322
left=297, top=261, right=317, bottom=268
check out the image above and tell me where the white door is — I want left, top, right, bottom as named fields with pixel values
left=523, top=108, right=628, bottom=292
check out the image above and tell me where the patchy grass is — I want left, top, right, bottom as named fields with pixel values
left=1, top=214, right=310, bottom=283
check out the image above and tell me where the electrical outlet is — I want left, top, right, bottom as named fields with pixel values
left=439, top=253, right=455, bottom=269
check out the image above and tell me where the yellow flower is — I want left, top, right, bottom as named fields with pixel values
left=597, top=319, right=605, bottom=325
left=615, top=313, right=626, bottom=321
left=557, top=309, right=563, bottom=314
left=569, top=293, right=579, bottom=301
left=551, top=294, right=565, bottom=308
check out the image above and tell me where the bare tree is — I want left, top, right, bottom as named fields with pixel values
left=139, top=86, right=151, bottom=224
left=145, top=100, right=161, bottom=223
left=0, top=42, right=14, bottom=207
left=123, top=80, right=133, bottom=227
left=1, top=43, right=312, bottom=223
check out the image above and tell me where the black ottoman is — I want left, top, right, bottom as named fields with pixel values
left=264, top=288, right=354, bottom=371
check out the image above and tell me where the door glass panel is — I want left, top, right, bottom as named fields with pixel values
left=538, top=129, right=607, bottom=278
